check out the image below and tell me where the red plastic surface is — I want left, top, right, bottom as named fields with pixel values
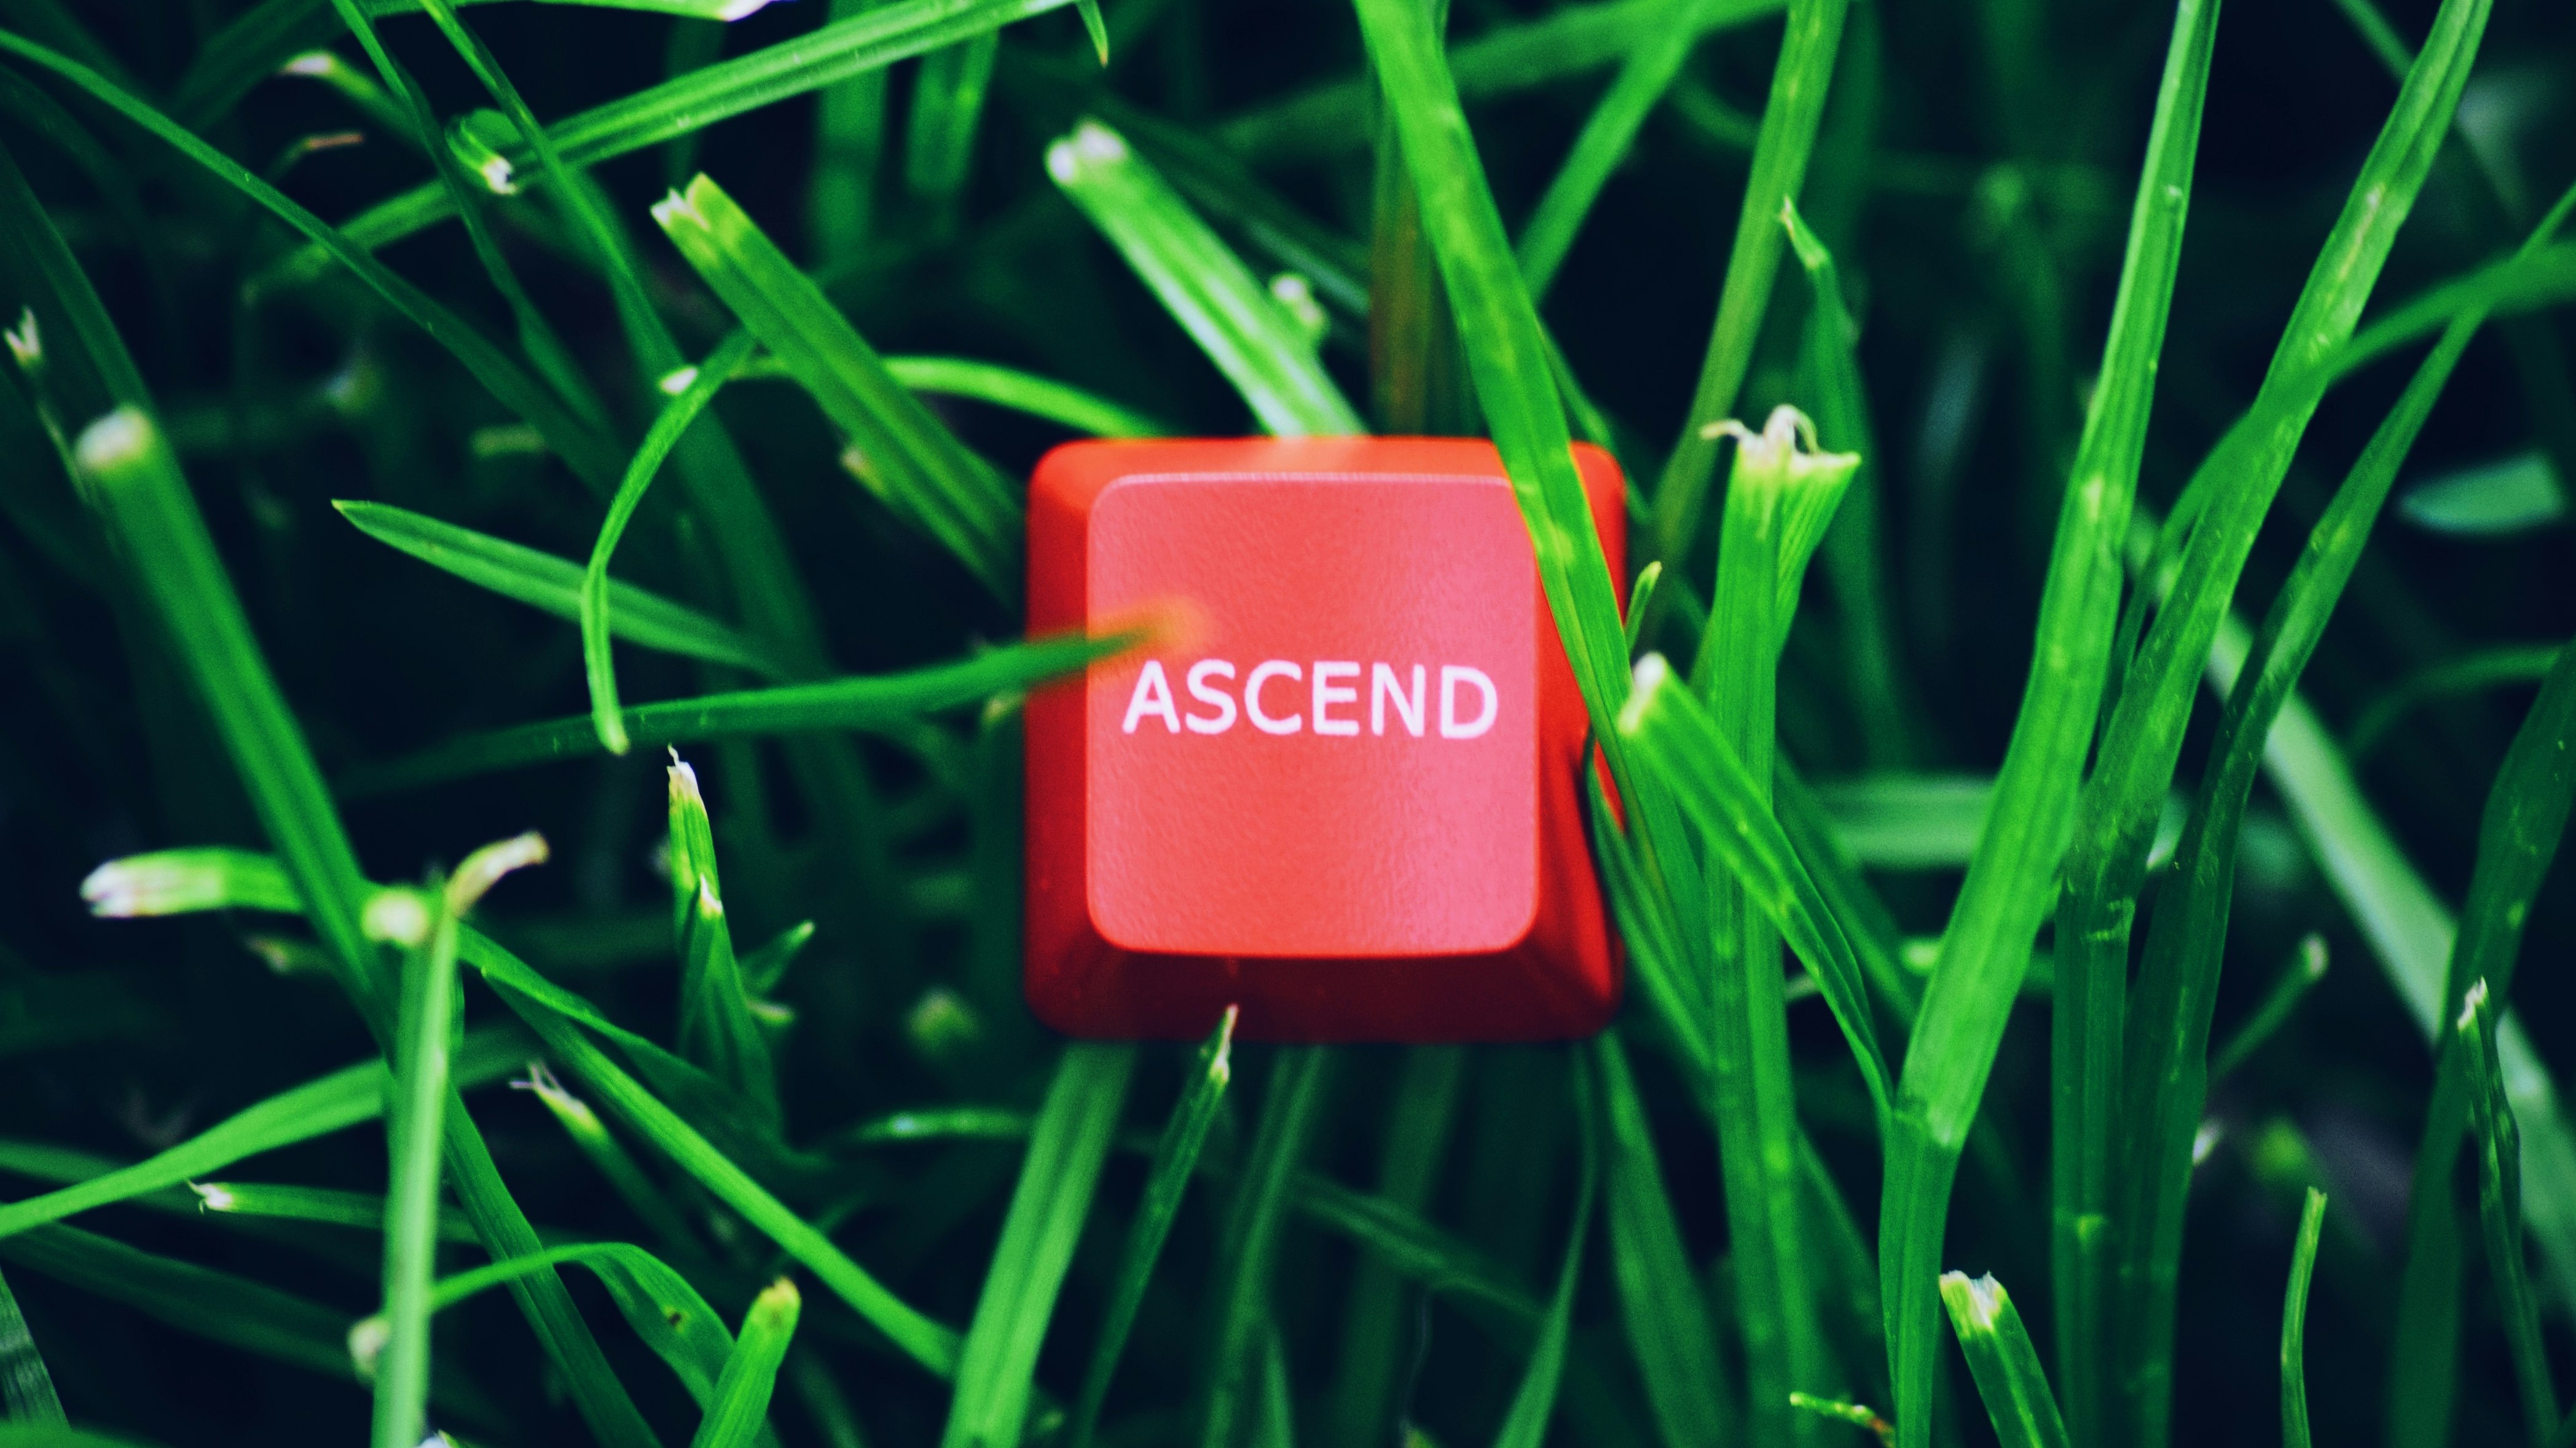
left=1025, top=438, right=1624, bottom=1042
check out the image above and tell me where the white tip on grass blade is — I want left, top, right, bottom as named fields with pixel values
left=348, top=1315, right=390, bottom=1379
left=447, top=832, right=549, bottom=916
left=191, top=1182, right=238, bottom=1212
left=1617, top=654, right=1672, bottom=735
left=73, top=404, right=153, bottom=475
left=363, top=888, right=434, bottom=946
left=4, top=307, right=37, bottom=371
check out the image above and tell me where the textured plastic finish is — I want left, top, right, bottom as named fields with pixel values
left=1025, top=437, right=1624, bottom=1042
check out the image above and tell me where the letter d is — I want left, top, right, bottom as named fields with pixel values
left=1440, top=665, right=1498, bottom=739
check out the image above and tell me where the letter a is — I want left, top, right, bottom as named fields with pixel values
left=1123, top=660, right=1182, bottom=734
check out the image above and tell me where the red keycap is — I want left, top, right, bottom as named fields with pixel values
left=1025, top=437, right=1624, bottom=1041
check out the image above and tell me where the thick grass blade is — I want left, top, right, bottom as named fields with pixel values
left=1938, top=1273, right=2068, bottom=1448
left=1200, top=1047, right=1333, bottom=1448
left=263, top=0, right=1085, bottom=289
left=2461, top=985, right=2560, bottom=1447
left=585, top=331, right=762, bottom=754
left=1048, top=119, right=1361, bottom=436
left=2280, top=1188, right=2327, bottom=1448
left=1220, top=0, right=1784, bottom=162
left=669, top=758, right=782, bottom=1122
left=656, top=173, right=1019, bottom=600
left=339, top=627, right=1129, bottom=795
left=1490, top=1053, right=1597, bottom=1448
left=695, top=1278, right=801, bottom=1448
left=1594, top=1033, right=1732, bottom=1448
left=1615, top=656, right=1891, bottom=1117
left=1515, top=0, right=1720, bottom=302
left=333, top=500, right=790, bottom=680
left=481, top=953, right=964, bottom=1379
left=1843, top=0, right=2215, bottom=1440
left=1350, top=0, right=1633, bottom=738
left=1071, top=1009, right=1237, bottom=1448
left=942, top=1044, right=1136, bottom=1448
left=0, top=1261, right=61, bottom=1422
left=1647, top=0, right=1851, bottom=565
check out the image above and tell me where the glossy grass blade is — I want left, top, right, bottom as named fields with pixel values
left=869, top=355, right=1171, bottom=436
left=194, top=1181, right=478, bottom=1240
left=1350, top=0, right=1633, bottom=741
left=1047, top=119, right=1361, bottom=437
left=694, top=1279, right=800, bottom=1448
left=656, top=173, right=1019, bottom=600
left=1594, top=1033, right=1732, bottom=1448
left=262, top=0, right=1085, bottom=288
left=371, top=878, right=464, bottom=1448
left=1648, top=0, right=1852, bottom=565
left=2279, top=1189, right=2326, bottom=1448
left=2461, top=986, right=2559, bottom=1447
left=1938, top=1273, right=2069, bottom=1448
left=941, top=1044, right=1136, bottom=1448
left=1490, top=1052, right=1598, bottom=1448
left=2107, top=174, right=2576, bottom=1448
left=1859, top=0, right=2216, bottom=1440
left=332, top=500, right=790, bottom=680
left=1071, top=1009, right=1237, bottom=1448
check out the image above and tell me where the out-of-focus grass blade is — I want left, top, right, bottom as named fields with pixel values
left=482, top=951, right=964, bottom=1379
left=1350, top=0, right=1636, bottom=741
left=1219, top=0, right=1784, bottom=162
left=656, top=173, right=1019, bottom=600
left=906, top=31, right=1000, bottom=210
left=2461, top=985, right=2560, bottom=1447
left=1070, top=1009, right=1236, bottom=1448
left=1368, top=73, right=1477, bottom=438
left=0, top=1222, right=490, bottom=1418
left=339, top=628, right=1130, bottom=795
left=0, top=1260, right=61, bottom=1422
left=1937, top=1273, right=2068, bottom=1448
left=2398, top=451, right=2566, bottom=534
left=2349, top=643, right=2568, bottom=757
left=1292, top=1175, right=1542, bottom=1328
left=333, top=500, right=791, bottom=681
left=942, top=1044, right=1136, bottom=1448
left=82, top=846, right=304, bottom=916
left=1319, top=1043, right=1466, bottom=1447
left=584, top=331, right=761, bottom=754
left=2210, top=935, right=2329, bottom=1081
left=1594, top=1033, right=1732, bottom=1448
left=262, top=0, right=1086, bottom=289
left=1647, top=0, right=1852, bottom=564
left=1515, top=0, right=1718, bottom=302
left=1848, top=0, right=2215, bottom=1438
left=1490, top=1052, right=1597, bottom=1448
left=1048, top=119, right=1361, bottom=437
left=695, top=1278, right=800, bottom=1448
left=1200, top=1047, right=1333, bottom=1448
left=808, top=0, right=891, bottom=266
left=1616, top=657, right=1891, bottom=1117
left=669, top=758, right=782, bottom=1122
left=75, top=407, right=374, bottom=976
left=2279, top=1188, right=2326, bottom=1448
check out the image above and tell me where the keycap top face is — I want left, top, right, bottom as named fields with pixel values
left=1086, top=472, right=1539, bottom=958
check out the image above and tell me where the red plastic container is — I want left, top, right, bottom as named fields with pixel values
left=1024, top=437, right=1624, bottom=1041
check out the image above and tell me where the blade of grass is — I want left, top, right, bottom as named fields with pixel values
left=1594, top=1031, right=1733, bottom=1448
left=2348, top=643, right=2569, bottom=758
left=2107, top=178, right=2576, bottom=1444
left=259, top=0, right=1087, bottom=290
left=1200, top=1047, right=1333, bottom=1448
left=2461, top=983, right=2560, bottom=1447
left=1048, top=119, right=1361, bottom=436
left=1514, top=0, right=1721, bottom=302
left=1614, top=657, right=1891, bottom=1119
left=1219, top=0, right=1785, bottom=162
left=480, top=952, right=964, bottom=1378
left=1070, top=1009, right=1237, bottom=1448
left=0, top=1261, right=61, bottom=1423
left=1647, top=0, right=1852, bottom=565
left=518, top=1064, right=713, bottom=1259
left=695, top=1278, right=800, bottom=1448
left=1938, top=1273, right=2068, bottom=1448
left=584, top=331, right=761, bottom=753
left=1368, top=61, right=1478, bottom=438
left=655, top=173, right=1019, bottom=600
left=2279, top=1187, right=2327, bottom=1448
left=876, top=355, right=1172, bottom=436
left=906, top=30, right=1002, bottom=214
left=192, top=1181, right=478, bottom=1241
left=941, top=1043, right=1136, bottom=1448
left=371, top=876, right=461, bottom=1448
left=332, top=500, right=791, bottom=680
left=1319, top=1042, right=1469, bottom=1447
left=809, top=0, right=890, bottom=264
left=339, top=626, right=1130, bottom=795
left=2209, top=935, right=2329, bottom=1082
left=1490, top=1051, right=1597, bottom=1448
left=668, top=757, right=782, bottom=1122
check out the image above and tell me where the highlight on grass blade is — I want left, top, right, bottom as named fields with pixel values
left=1938, top=1272, right=2070, bottom=1448
left=1047, top=118, right=1361, bottom=438
left=694, top=1277, right=799, bottom=1448
left=2279, top=1188, right=2327, bottom=1448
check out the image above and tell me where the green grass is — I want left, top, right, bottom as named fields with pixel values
left=1, top=0, right=2574, bottom=1445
